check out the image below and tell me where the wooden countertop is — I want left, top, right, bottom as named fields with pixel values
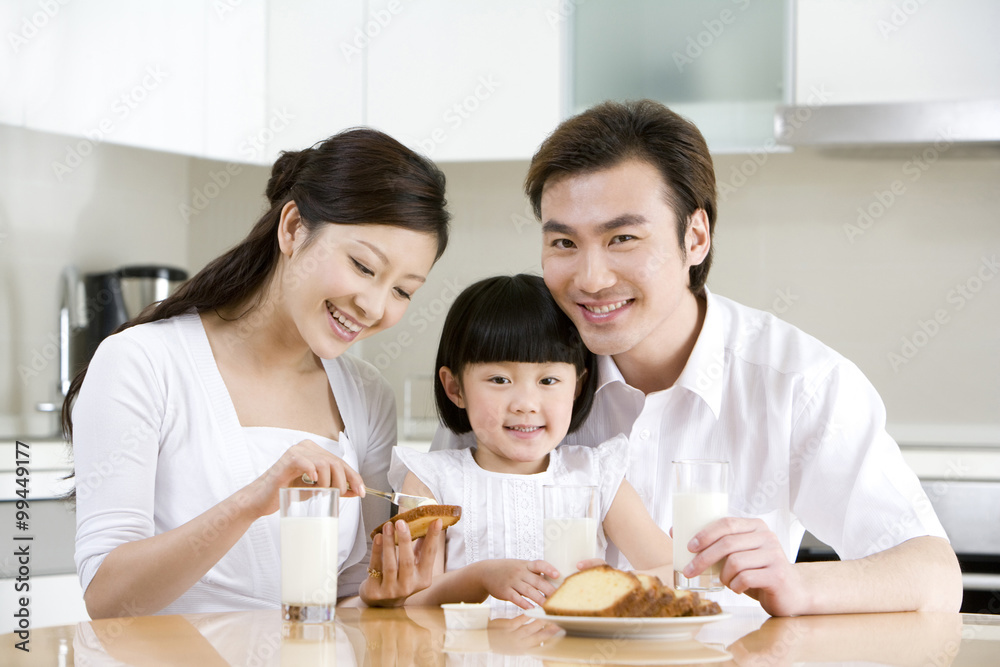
left=2, top=606, right=998, bottom=666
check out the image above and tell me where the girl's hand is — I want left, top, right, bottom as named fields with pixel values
left=361, top=519, right=443, bottom=607
left=487, top=614, right=562, bottom=654
left=479, top=559, right=559, bottom=610
left=244, top=439, right=365, bottom=517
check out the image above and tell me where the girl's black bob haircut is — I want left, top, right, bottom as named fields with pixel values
left=434, top=274, right=597, bottom=435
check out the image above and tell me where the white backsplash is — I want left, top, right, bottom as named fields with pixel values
left=2, top=124, right=999, bottom=442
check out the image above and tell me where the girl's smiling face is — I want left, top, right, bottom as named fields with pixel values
left=440, top=361, right=581, bottom=475
left=279, top=204, right=439, bottom=360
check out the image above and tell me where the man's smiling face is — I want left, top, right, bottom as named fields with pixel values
left=540, top=159, right=709, bottom=362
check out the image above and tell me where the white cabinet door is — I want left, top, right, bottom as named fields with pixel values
left=12, top=0, right=208, bottom=157
left=794, top=0, right=1000, bottom=104
left=262, top=0, right=365, bottom=166
left=204, top=1, right=268, bottom=164
left=366, top=0, right=564, bottom=162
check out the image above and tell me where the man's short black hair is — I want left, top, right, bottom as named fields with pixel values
left=434, top=274, right=597, bottom=435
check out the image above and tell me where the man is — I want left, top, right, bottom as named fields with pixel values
left=434, top=99, right=961, bottom=615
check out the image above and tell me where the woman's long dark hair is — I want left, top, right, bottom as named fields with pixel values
left=62, top=127, right=450, bottom=442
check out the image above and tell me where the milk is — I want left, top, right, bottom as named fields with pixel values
left=280, top=516, right=340, bottom=605
left=543, top=517, right=598, bottom=584
left=672, top=491, right=729, bottom=574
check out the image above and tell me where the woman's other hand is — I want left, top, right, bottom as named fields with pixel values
left=244, top=439, right=365, bottom=517
left=361, top=519, right=443, bottom=607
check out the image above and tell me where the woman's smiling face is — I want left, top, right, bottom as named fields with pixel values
left=279, top=207, right=439, bottom=360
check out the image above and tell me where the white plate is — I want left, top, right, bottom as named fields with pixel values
left=524, top=608, right=731, bottom=640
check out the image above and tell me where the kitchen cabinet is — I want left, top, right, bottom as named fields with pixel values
left=6, top=0, right=210, bottom=157
left=571, top=0, right=788, bottom=154
left=2, top=0, right=361, bottom=165
left=365, top=0, right=564, bottom=162
left=2, top=0, right=271, bottom=163
left=4, top=0, right=557, bottom=164
left=261, top=0, right=364, bottom=163
left=793, top=0, right=1000, bottom=105
left=776, top=0, right=1000, bottom=145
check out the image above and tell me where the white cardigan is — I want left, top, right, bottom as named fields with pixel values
left=73, top=313, right=395, bottom=613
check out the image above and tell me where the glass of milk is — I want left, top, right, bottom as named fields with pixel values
left=543, top=485, right=598, bottom=586
left=672, top=460, right=729, bottom=591
left=280, top=487, right=340, bottom=623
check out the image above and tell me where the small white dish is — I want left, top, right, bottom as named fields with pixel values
left=441, top=602, right=491, bottom=630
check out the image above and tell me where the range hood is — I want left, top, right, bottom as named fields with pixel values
left=774, top=100, right=1000, bottom=146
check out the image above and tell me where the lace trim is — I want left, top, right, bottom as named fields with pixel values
left=462, top=452, right=480, bottom=566
left=509, top=477, right=540, bottom=561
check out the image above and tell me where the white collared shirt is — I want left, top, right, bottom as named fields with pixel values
left=433, top=289, right=946, bottom=608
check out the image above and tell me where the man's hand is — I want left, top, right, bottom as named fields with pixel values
left=683, top=517, right=809, bottom=616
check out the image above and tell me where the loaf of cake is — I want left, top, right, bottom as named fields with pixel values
left=370, top=504, right=461, bottom=542
left=633, top=574, right=698, bottom=617
left=542, top=565, right=647, bottom=617
left=543, top=567, right=722, bottom=617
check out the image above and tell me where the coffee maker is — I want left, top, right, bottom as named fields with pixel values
left=58, top=264, right=188, bottom=395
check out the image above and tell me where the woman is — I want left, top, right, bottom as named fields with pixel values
left=65, top=128, right=449, bottom=618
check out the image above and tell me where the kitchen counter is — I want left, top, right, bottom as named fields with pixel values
left=2, top=606, right=998, bottom=666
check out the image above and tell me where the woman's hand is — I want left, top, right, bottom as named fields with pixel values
left=361, top=519, right=443, bottom=607
left=477, top=559, right=559, bottom=610
left=243, top=439, right=365, bottom=517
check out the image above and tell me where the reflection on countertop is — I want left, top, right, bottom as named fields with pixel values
left=5, top=604, right=999, bottom=667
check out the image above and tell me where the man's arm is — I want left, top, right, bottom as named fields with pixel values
left=683, top=519, right=962, bottom=616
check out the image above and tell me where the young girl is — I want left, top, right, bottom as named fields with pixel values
left=388, top=274, right=673, bottom=610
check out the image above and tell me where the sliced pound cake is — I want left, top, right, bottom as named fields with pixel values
left=544, top=567, right=722, bottom=617
left=542, top=566, right=646, bottom=617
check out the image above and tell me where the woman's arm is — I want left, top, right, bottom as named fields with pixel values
left=602, top=480, right=674, bottom=583
left=84, top=441, right=362, bottom=619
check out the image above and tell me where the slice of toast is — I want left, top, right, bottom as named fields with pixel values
left=369, top=504, right=461, bottom=542
left=542, top=565, right=646, bottom=617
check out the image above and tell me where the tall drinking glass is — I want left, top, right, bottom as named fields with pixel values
left=280, top=487, right=339, bottom=623
left=672, top=460, right=729, bottom=591
left=543, top=485, right=598, bottom=586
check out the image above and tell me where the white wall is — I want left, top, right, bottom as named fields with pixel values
left=3, top=124, right=998, bottom=443
left=0, top=124, right=190, bottom=437
left=357, top=149, right=1000, bottom=443
left=710, top=146, right=1000, bottom=437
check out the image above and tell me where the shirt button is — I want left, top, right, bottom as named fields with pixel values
left=639, top=429, right=651, bottom=440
